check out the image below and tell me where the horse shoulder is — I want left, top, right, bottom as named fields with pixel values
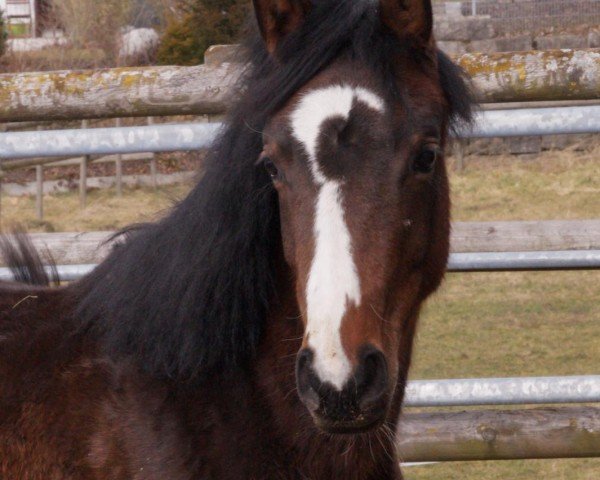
left=0, top=284, right=106, bottom=478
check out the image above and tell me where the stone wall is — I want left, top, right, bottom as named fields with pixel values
left=434, top=1, right=600, bottom=55
left=433, top=3, right=600, bottom=155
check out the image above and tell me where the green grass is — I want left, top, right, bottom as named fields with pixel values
left=2, top=148, right=599, bottom=478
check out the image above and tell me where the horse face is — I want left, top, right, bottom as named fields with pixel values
left=255, top=0, right=449, bottom=434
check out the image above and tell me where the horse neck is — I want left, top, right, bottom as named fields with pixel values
left=251, top=264, right=402, bottom=479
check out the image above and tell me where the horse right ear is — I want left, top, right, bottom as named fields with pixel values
left=252, top=0, right=311, bottom=54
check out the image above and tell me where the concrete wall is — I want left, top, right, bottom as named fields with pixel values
left=433, top=3, right=600, bottom=155
left=434, top=1, right=600, bottom=55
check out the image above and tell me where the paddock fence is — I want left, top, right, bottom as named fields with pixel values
left=0, top=47, right=599, bottom=464
left=0, top=47, right=599, bottom=220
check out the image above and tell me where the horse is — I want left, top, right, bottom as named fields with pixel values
left=0, top=1, right=473, bottom=478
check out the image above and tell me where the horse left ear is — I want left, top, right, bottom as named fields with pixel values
left=379, top=0, right=434, bottom=44
left=252, top=0, right=312, bottom=54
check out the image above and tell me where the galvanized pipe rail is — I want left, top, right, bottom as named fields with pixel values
left=0, top=123, right=222, bottom=160
left=448, top=250, right=600, bottom=271
left=404, top=376, right=600, bottom=407
left=0, top=249, right=597, bottom=283
left=2, top=104, right=600, bottom=160
left=470, top=105, right=600, bottom=138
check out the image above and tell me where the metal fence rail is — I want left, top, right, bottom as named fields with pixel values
left=404, top=375, right=600, bottom=407
left=0, top=123, right=222, bottom=160
left=2, top=105, right=600, bottom=160
left=1, top=250, right=597, bottom=283
left=448, top=250, right=600, bottom=271
left=0, top=264, right=97, bottom=282
left=469, top=105, right=600, bottom=138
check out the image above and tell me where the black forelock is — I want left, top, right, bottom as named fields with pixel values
left=73, top=0, right=474, bottom=383
left=237, top=0, right=473, bottom=132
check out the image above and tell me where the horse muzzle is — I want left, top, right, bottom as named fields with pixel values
left=295, top=345, right=391, bottom=434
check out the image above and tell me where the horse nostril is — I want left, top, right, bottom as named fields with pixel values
left=296, top=348, right=320, bottom=410
left=297, top=348, right=313, bottom=372
left=355, top=346, right=389, bottom=410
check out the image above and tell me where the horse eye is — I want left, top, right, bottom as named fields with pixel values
left=414, top=145, right=440, bottom=174
left=263, top=158, right=280, bottom=180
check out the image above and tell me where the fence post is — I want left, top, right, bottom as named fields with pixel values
left=80, top=120, right=89, bottom=209
left=455, top=139, right=466, bottom=173
left=0, top=123, right=5, bottom=228
left=115, top=118, right=123, bottom=197
left=35, top=125, right=44, bottom=221
left=35, top=165, right=43, bottom=221
left=147, top=117, right=158, bottom=189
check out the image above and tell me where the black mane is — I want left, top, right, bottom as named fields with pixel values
left=75, top=0, right=474, bottom=382
left=0, top=231, right=59, bottom=287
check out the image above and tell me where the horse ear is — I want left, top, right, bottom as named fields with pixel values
left=252, top=0, right=311, bottom=54
left=379, top=0, right=434, bottom=44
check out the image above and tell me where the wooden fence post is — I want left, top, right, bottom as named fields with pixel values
left=115, top=118, right=123, bottom=197
left=455, top=139, right=466, bottom=173
left=80, top=120, right=89, bottom=209
left=36, top=165, right=43, bottom=221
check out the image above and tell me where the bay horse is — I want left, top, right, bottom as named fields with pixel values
left=0, top=1, right=472, bottom=478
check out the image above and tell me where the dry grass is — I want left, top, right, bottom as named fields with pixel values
left=0, top=184, right=191, bottom=232
left=1, top=147, right=599, bottom=478
left=52, top=0, right=131, bottom=62
left=449, top=145, right=600, bottom=221
left=3, top=145, right=598, bottom=232
left=0, top=47, right=108, bottom=73
left=408, top=146, right=600, bottom=479
left=405, top=458, right=600, bottom=480
left=411, top=270, right=599, bottom=380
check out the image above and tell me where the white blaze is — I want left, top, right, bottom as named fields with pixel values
left=290, top=85, right=385, bottom=390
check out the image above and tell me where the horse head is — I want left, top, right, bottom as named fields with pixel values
left=253, top=0, right=460, bottom=434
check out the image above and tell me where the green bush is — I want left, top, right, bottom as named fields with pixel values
left=157, top=0, right=248, bottom=66
left=0, top=10, right=7, bottom=58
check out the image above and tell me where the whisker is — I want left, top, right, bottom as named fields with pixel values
left=283, top=386, right=299, bottom=401
left=280, top=335, right=304, bottom=342
left=368, top=435, right=376, bottom=463
left=278, top=352, right=299, bottom=360
left=244, top=120, right=264, bottom=136
left=370, top=303, right=393, bottom=325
